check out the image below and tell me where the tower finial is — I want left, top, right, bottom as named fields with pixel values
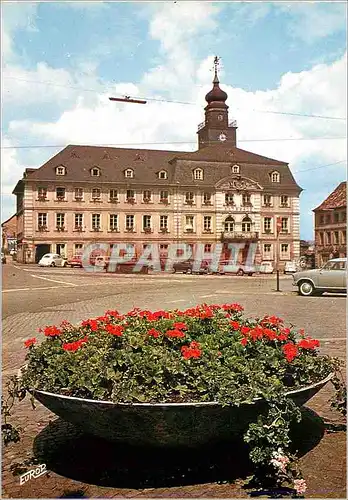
left=213, top=56, right=220, bottom=83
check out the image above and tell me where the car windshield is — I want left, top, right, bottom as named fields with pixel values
left=322, top=261, right=346, bottom=271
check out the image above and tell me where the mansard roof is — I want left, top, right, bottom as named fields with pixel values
left=17, top=143, right=301, bottom=193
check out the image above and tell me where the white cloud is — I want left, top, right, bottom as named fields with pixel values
left=1, top=2, right=39, bottom=62
left=275, top=2, right=347, bottom=43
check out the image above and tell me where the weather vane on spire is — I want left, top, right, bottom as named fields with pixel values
left=213, top=56, right=220, bottom=83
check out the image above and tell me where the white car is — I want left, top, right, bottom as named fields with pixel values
left=259, top=261, right=274, bottom=274
left=284, top=261, right=297, bottom=274
left=38, top=253, right=67, bottom=267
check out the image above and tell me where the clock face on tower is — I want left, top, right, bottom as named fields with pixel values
left=219, top=133, right=227, bottom=142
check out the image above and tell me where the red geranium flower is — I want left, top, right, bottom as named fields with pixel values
left=240, top=337, right=248, bottom=346
left=105, top=310, right=122, bottom=319
left=24, top=337, right=37, bottom=348
left=230, top=321, right=240, bottom=330
left=181, top=341, right=202, bottom=359
left=63, top=336, right=88, bottom=352
left=263, top=328, right=278, bottom=341
left=105, top=324, right=124, bottom=336
left=282, top=343, right=298, bottom=362
left=147, top=328, right=161, bottom=338
left=261, top=315, right=283, bottom=327
left=241, top=326, right=251, bottom=335
left=298, top=338, right=320, bottom=350
left=81, top=319, right=99, bottom=332
left=173, top=322, right=188, bottom=330
left=222, top=303, right=244, bottom=312
left=166, top=329, right=186, bottom=338
left=43, top=325, right=62, bottom=337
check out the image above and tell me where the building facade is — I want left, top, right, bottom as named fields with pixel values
left=13, top=68, right=302, bottom=267
left=313, top=182, right=347, bottom=267
left=1, top=214, right=17, bottom=253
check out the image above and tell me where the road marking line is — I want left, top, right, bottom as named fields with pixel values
left=3, top=285, right=76, bottom=292
left=30, top=274, right=79, bottom=286
left=319, top=337, right=346, bottom=342
left=165, top=299, right=187, bottom=303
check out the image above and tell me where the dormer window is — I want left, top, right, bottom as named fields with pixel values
left=56, top=165, right=66, bottom=176
left=270, top=171, right=280, bottom=183
left=193, top=168, right=203, bottom=180
left=125, top=169, right=134, bottom=178
left=91, top=167, right=101, bottom=177
left=158, top=170, right=168, bottom=180
left=232, top=164, right=240, bottom=174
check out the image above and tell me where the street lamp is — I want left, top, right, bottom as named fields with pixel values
left=109, top=96, right=147, bottom=104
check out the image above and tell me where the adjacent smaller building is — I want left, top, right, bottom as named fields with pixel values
left=313, top=182, right=347, bottom=266
left=1, top=214, right=17, bottom=253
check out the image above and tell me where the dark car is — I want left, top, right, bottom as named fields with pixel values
left=172, top=260, right=209, bottom=274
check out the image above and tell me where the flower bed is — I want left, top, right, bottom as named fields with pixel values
left=4, top=303, right=346, bottom=496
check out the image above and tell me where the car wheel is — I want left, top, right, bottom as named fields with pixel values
left=248, top=273, right=253, bottom=277
left=298, top=280, right=315, bottom=297
left=236, top=269, right=244, bottom=276
left=63, top=262, right=68, bottom=267
left=186, top=268, right=192, bottom=274
left=50, top=262, right=56, bottom=267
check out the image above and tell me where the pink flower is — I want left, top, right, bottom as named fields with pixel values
left=293, top=479, right=307, bottom=495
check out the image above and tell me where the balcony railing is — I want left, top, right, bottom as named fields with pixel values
left=221, top=231, right=259, bottom=241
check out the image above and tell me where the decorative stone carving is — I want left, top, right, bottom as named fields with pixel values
left=216, top=176, right=263, bottom=191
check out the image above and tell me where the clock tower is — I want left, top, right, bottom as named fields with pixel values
left=197, top=56, right=237, bottom=149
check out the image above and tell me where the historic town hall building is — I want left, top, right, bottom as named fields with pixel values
left=13, top=63, right=302, bottom=266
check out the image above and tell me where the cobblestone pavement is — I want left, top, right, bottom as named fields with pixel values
left=2, top=261, right=346, bottom=498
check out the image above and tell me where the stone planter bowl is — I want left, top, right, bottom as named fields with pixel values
left=31, top=373, right=333, bottom=447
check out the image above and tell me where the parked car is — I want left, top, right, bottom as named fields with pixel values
left=172, top=260, right=209, bottom=274
left=67, top=255, right=83, bottom=268
left=1, top=252, right=6, bottom=264
left=292, top=258, right=347, bottom=296
left=214, top=261, right=256, bottom=276
left=259, top=261, right=274, bottom=274
left=284, top=261, right=298, bottom=274
left=38, top=253, right=67, bottom=267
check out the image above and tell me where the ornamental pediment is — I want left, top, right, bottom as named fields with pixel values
left=215, top=176, right=263, bottom=191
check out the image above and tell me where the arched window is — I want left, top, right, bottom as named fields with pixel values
left=193, top=168, right=203, bottom=180
left=270, top=171, right=280, bottom=183
left=232, top=164, right=240, bottom=174
left=158, top=170, right=168, bottom=179
left=91, top=167, right=101, bottom=177
left=242, top=216, right=252, bottom=232
left=125, top=168, right=134, bottom=178
left=224, top=216, right=234, bottom=232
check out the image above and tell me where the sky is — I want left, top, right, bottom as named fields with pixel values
left=1, top=0, right=347, bottom=240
